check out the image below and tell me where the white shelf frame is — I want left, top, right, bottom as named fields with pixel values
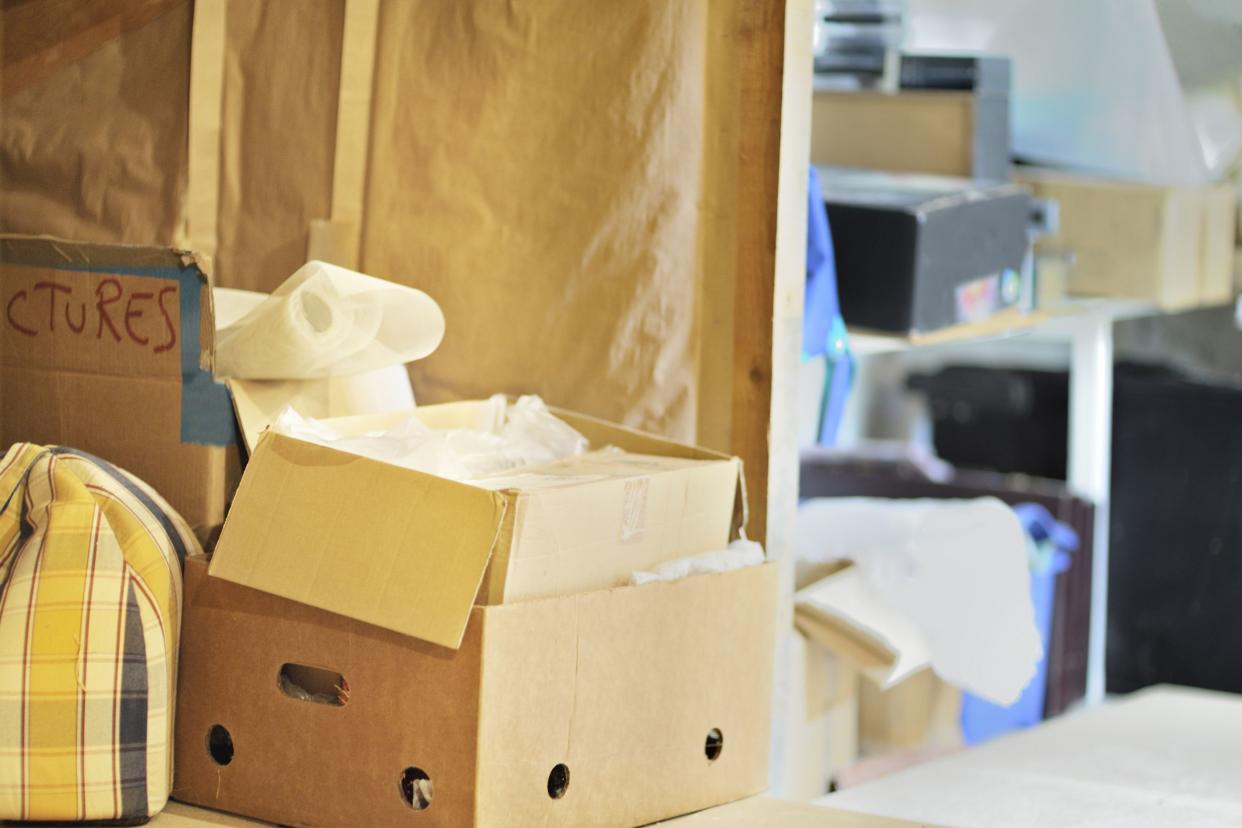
left=844, top=299, right=1157, bottom=706
left=1067, top=316, right=1113, bottom=705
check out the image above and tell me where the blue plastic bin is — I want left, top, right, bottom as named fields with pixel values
left=960, top=503, right=1076, bottom=744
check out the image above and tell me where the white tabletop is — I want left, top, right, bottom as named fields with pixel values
left=820, top=685, right=1242, bottom=828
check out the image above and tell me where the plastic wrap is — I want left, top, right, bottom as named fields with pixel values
left=629, top=540, right=765, bottom=585
left=273, top=394, right=587, bottom=481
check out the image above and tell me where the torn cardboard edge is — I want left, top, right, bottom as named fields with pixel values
left=0, top=234, right=234, bottom=447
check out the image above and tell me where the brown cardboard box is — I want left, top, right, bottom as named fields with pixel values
left=0, top=235, right=239, bottom=537
left=811, top=90, right=1005, bottom=180
left=173, top=555, right=778, bottom=827
left=1016, top=169, right=1237, bottom=310
left=208, top=401, right=744, bottom=649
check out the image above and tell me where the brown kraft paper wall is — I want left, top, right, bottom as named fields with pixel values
left=0, top=0, right=745, bottom=444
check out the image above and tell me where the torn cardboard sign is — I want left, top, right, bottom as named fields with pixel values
left=0, top=235, right=238, bottom=536
left=208, top=400, right=745, bottom=649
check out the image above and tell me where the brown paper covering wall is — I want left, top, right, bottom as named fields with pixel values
left=0, top=2, right=190, bottom=245
left=361, top=1, right=709, bottom=440
left=214, top=0, right=344, bottom=291
left=3, top=1, right=740, bottom=443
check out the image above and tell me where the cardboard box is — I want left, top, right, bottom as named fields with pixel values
left=811, top=89, right=1009, bottom=181
left=0, top=235, right=239, bottom=537
left=787, top=632, right=860, bottom=800
left=819, top=168, right=1032, bottom=335
left=173, top=555, right=778, bottom=827
left=795, top=569, right=960, bottom=765
left=208, top=400, right=744, bottom=649
left=1016, top=169, right=1237, bottom=310
left=858, top=670, right=962, bottom=758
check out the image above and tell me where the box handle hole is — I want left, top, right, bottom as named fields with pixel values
left=547, top=763, right=570, bottom=799
left=207, top=724, right=234, bottom=766
left=399, top=767, right=433, bottom=810
left=278, top=663, right=349, bottom=706
left=705, top=728, right=724, bottom=761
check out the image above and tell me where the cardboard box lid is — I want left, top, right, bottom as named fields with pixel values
left=209, top=430, right=507, bottom=649
left=0, top=234, right=236, bottom=445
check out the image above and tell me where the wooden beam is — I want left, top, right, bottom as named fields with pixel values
left=730, top=0, right=784, bottom=546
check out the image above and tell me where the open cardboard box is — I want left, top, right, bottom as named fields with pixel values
left=209, top=399, right=745, bottom=649
left=174, top=552, right=778, bottom=827
left=179, top=399, right=766, bottom=826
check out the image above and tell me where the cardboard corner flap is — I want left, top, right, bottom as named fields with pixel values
left=209, top=431, right=507, bottom=649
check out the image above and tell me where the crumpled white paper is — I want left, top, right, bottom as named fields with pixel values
left=629, top=540, right=765, bottom=585
left=214, top=260, right=445, bottom=379
left=796, top=497, right=1042, bottom=706
left=272, top=394, right=587, bottom=481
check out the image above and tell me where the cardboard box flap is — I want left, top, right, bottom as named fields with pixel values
left=209, top=431, right=507, bottom=649
left=227, top=368, right=415, bottom=453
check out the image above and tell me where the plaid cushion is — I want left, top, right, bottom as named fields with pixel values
left=0, top=443, right=198, bottom=822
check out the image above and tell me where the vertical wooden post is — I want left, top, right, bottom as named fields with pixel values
left=731, top=0, right=785, bottom=548
left=729, top=0, right=812, bottom=792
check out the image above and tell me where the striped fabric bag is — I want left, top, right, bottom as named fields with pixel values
left=0, top=443, right=198, bottom=823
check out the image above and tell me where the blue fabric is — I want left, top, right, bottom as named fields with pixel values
left=803, top=166, right=840, bottom=358
left=1014, top=502, right=1080, bottom=554
left=961, top=504, right=1078, bottom=744
left=804, top=166, right=854, bottom=446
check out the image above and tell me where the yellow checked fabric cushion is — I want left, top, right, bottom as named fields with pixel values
left=0, top=443, right=199, bottom=822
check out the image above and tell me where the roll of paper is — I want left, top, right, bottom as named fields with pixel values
left=214, top=261, right=445, bottom=379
